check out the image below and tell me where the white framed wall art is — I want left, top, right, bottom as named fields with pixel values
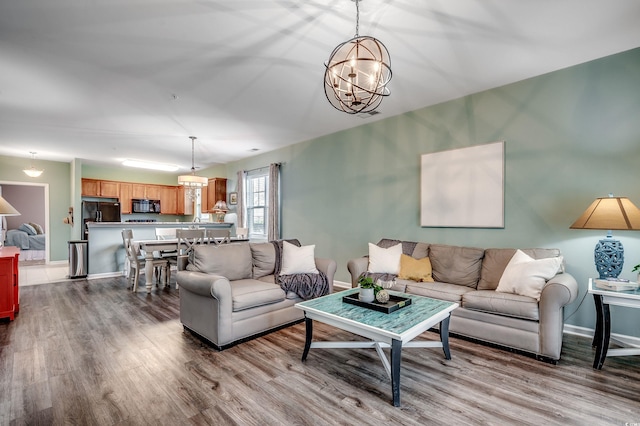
left=420, top=141, right=504, bottom=228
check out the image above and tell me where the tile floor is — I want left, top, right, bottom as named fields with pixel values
left=19, top=262, right=71, bottom=286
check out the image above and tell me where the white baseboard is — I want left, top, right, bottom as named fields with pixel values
left=87, top=272, right=124, bottom=280
left=333, top=280, right=351, bottom=290
left=564, top=324, right=640, bottom=348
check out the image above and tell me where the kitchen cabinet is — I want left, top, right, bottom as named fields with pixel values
left=131, top=184, right=147, bottom=199
left=0, top=247, right=20, bottom=321
left=145, top=185, right=162, bottom=200
left=119, top=183, right=132, bottom=214
left=81, top=179, right=120, bottom=197
left=82, top=179, right=200, bottom=215
left=177, top=187, right=194, bottom=216
left=159, top=186, right=178, bottom=214
left=202, top=178, right=227, bottom=213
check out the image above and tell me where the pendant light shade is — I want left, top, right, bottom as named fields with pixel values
left=23, top=152, right=44, bottom=178
left=178, top=136, right=208, bottom=199
left=324, top=0, right=392, bottom=114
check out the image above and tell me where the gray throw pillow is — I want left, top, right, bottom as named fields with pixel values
left=251, top=242, right=275, bottom=278
left=189, top=243, right=252, bottom=281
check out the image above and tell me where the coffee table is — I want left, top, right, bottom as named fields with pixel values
left=295, top=288, right=458, bottom=406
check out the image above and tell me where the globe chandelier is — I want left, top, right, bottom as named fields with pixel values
left=324, top=0, right=392, bottom=114
left=177, top=136, right=208, bottom=200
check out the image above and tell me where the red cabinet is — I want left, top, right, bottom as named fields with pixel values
left=0, top=247, right=20, bottom=321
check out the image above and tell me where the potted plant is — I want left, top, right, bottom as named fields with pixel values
left=357, top=276, right=382, bottom=303
left=633, top=264, right=640, bottom=283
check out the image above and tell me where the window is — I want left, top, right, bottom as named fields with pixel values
left=246, top=168, right=268, bottom=239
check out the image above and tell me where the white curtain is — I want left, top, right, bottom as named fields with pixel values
left=236, top=170, right=246, bottom=228
left=267, top=163, right=280, bottom=241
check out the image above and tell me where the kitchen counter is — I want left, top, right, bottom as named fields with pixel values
left=86, top=222, right=234, bottom=276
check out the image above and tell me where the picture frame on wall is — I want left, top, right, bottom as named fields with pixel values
left=229, top=192, right=238, bottom=205
left=420, top=141, right=504, bottom=228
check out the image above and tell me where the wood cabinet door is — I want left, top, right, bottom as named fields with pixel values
left=131, top=184, right=147, bottom=199
left=99, top=181, right=120, bottom=198
left=177, top=187, right=194, bottom=216
left=206, top=178, right=227, bottom=212
left=81, top=179, right=100, bottom=197
left=145, top=185, right=162, bottom=200
left=119, top=183, right=132, bottom=214
left=159, top=186, right=178, bottom=214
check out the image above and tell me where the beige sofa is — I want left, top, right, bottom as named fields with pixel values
left=177, top=241, right=336, bottom=350
left=347, top=239, right=578, bottom=363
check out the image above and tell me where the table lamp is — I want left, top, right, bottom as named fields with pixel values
left=570, top=194, right=640, bottom=279
left=0, top=195, right=21, bottom=248
left=212, top=200, right=228, bottom=223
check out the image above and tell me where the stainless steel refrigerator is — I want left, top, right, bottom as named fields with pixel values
left=81, top=201, right=121, bottom=239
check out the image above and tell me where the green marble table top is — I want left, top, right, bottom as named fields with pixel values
left=297, top=288, right=457, bottom=335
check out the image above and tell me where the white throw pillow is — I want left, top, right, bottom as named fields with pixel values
left=367, top=242, right=402, bottom=274
left=496, top=249, right=563, bottom=300
left=280, top=241, right=319, bottom=275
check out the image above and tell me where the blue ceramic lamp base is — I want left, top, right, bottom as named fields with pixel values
left=594, top=238, right=624, bottom=279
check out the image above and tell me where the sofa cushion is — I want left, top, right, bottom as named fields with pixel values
left=251, top=242, right=276, bottom=278
left=280, top=240, right=319, bottom=274
left=231, top=279, right=286, bottom=311
left=404, top=281, right=475, bottom=303
left=398, top=254, right=434, bottom=282
left=188, top=243, right=252, bottom=281
left=410, top=242, right=430, bottom=259
left=368, top=242, right=402, bottom=274
left=462, top=290, right=540, bottom=321
left=478, top=248, right=562, bottom=290
left=496, top=250, right=564, bottom=300
left=429, top=244, right=485, bottom=288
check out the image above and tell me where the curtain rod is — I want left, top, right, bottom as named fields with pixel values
left=245, top=162, right=281, bottom=173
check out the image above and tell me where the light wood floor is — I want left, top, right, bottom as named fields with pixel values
left=1, top=277, right=639, bottom=425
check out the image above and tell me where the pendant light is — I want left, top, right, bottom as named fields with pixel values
left=324, top=0, right=392, bottom=114
left=23, top=152, right=44, bottom=178
left=177, top=136, right=208, bottom=200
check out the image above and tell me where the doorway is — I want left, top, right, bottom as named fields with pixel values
left=0, top=180, right=50, bottom=264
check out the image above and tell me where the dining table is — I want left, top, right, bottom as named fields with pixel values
left=135, top=237, right=248, bottom=293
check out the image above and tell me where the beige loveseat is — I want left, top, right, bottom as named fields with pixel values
left=347, top=239, right=578, bottom=363
left=177, top=241, right=336, bottom=350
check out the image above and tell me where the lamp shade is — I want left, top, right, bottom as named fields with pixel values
left=177, top=174, right=208, bottom=187
left=570, top=196, right=640, bottom=230
left=0, top=195, right=21, bottom=216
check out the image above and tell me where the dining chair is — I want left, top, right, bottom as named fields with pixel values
left=235, top=227, right=248, bottom=239
left=155, top=227, right=179, bottom=286
left=121, top=229, right=169, bottom=292
left=206, top=228, right=231, bottom=246
left=176, top=229, right=207, bottom=275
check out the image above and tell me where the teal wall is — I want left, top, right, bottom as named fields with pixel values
left=224, top=48, right=640, bottom=338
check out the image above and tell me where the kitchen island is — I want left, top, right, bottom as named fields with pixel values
left=86, top=222, right=233, bottom=276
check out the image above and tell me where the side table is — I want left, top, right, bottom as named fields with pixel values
left=588, top=278, right=640, bottom=369
left=0, top=246, right=20, bottom=321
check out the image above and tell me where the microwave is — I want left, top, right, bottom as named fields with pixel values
left=132, top=199, right=161, bottom=213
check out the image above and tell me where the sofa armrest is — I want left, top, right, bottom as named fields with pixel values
left=538, top=272, right=579, bottom=359
left=315, top=257, right=337, bottom=293
left=177, top=270, right=234, bottom=315
left=347, top=257, right=368, bottom=287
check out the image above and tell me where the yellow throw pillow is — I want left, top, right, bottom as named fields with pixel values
left=398, top=254, right=434, bottom=282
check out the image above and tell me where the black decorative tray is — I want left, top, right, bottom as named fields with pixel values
left=342, top=292, right=412, bottom=314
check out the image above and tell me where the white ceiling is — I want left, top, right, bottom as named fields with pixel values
left=1, top=0, right=639, bottom=173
